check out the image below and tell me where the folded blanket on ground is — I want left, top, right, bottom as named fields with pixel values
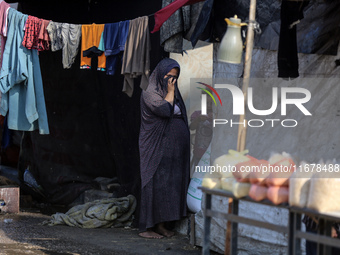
left=43, top=195, right=136, bottom=228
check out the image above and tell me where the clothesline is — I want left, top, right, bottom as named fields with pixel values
left=1, top=0, right=205, bottom=78
left=0, top=0, right=207, bottom=136
left=1, top=0, right=204, bottom=72
left=0, top=1, right=151, bottom=136
left=0, top=3, right=151, bottom=91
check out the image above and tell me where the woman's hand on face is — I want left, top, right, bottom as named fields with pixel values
left=168, top=77, right=176, bottom=93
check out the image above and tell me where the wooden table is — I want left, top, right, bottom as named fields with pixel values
left=199, top=187, right=340, bottom=255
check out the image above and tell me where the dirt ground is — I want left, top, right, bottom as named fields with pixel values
left=0, top=210, right=202, bottom=255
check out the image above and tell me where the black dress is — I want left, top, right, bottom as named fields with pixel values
left=138, top=58, right=190, bottom=231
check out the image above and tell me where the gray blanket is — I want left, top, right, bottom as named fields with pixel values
left=43, top=195, right=136, bottom=228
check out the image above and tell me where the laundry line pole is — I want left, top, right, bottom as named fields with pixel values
left=237, top=0, right=257, bottom=152
left=225, top=0, right=257, bottom=254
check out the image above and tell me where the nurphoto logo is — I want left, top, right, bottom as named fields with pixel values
left=196, top=82, right=312, bottom=128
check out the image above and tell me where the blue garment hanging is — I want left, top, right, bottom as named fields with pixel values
left=101, top=20, right=130, bottom=75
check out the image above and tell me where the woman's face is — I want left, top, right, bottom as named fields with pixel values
left=164, top=68, right=179, bottom=80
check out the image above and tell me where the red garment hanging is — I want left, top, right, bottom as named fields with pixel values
left=151, top=0, right=204, bottom=33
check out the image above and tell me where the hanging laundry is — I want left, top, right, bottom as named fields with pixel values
left=0, top=1, right=10, bottom=67
left=100, top=20, right=129, bottom=75
left=46, top=21, right=63, bottom=51
left=38, top=19, right=51, bottom=51
left=22, top=16, right=41, bottom=50
left=190, top=0, right=214, bottom=47
left=0, top=8, right=49, bottom=134
left=81, top=24, right=105, bottom=71
left=151, top=0, right=204, bottom=33
left=160, top=0, right=190, bottom=53
left=121, top=17, right=150, bottom=97
left=0, top=1, right=10, bottom=104
left=46, top=21, right=81, bottom=69
left=156, top=0, right=205, bottom=53
left=62, top=23, right=81, bottom=69
left=183, top=1, right=205, bottom=41
left=278, top=0, right=309, bottom=78
left=22, top=16, right=50, bottom=51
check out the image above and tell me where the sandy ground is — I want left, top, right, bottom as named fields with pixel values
left=0, top=211, right=202, bottom=255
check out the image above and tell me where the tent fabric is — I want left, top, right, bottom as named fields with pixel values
left=255, top=0, right=340, bottom=55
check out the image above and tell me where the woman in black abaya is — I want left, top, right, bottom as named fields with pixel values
left=138, top=58, right=190, bottom=239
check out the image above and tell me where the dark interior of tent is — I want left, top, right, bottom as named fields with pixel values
left=0, top=1, right=168, bottom=226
